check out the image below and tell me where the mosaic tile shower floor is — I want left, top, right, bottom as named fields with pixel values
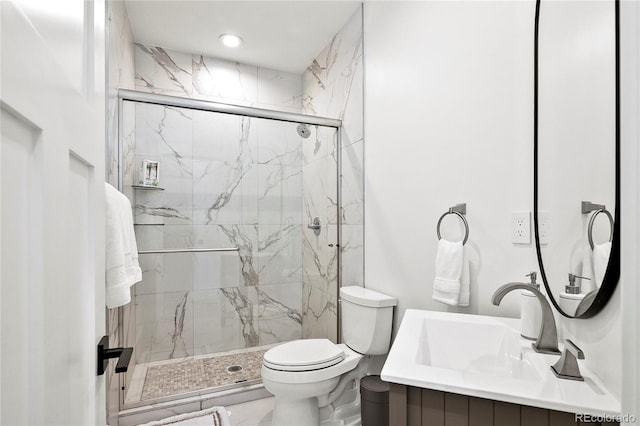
left=125, top=348, right=268, bottom=403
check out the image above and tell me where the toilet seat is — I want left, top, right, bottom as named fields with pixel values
left=263, top=339, right=344, bottom=371
left=262, top=343, right=363, bottom=385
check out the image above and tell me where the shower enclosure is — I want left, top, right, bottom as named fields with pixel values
left=117, top=90, right=342, bottom=408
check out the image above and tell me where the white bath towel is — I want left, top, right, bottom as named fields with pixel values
left=593, top=241, right=612, bottom=288
left=432, top=239, right=464, bottom=306
left=105, top=183, right=142, bottom=308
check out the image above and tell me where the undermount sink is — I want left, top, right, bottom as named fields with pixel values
left=381, top=309, right=620, bottom=417
left=416, top=314, right=540, bottom=382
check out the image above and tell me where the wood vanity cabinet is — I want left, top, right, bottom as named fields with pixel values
left=388, top=384, right=619, bottom=426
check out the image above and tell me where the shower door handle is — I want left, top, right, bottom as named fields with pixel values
left=97, top=335, right=133, bottom=375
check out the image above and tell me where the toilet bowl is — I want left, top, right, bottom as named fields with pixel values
left=261, top=286, right=397, bottom=426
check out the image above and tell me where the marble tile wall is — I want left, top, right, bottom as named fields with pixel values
left=134, top=44, right=303, bottom=113
left=301, top=8, right=364, bottom=340
left=125, top=102, right=313, bottom=363
left=125, top=44, right=310, bottom=364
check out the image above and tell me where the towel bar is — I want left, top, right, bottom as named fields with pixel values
left=437, top=203, right=469, bottom=245
left=138, top=247, right=239, bottom=254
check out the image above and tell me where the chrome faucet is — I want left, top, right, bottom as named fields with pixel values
left=491, top=281, right=561, bottom=355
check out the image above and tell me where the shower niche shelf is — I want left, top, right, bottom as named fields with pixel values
left=132, top=185, right=164, bottom=191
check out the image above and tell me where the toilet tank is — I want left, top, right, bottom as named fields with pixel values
left=340, top=286, right=397, bottom=355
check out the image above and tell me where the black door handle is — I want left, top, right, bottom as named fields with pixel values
left=97, top=335, right=133, bottom=376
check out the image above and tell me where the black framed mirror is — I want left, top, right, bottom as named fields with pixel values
left=534, top=0, right=620, bottom=318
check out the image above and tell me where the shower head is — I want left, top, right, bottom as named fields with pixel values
left=297, top=123, right=311, bottom=139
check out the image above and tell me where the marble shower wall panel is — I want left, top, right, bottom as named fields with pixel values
left=256, top=119, right=302, bottom=167
left=134, top=104, right=194, bottom=225
left=192, top=226, right=243, bottom=289
left=135, top=44, right=303, bottom=113
left=192, top=289, right=243, bottom=356
left=192, top=112, right=258, bottom=226
left=218, top=224, right=260, bottom=287
left=341, top=140, right=364, bottom=225
left=135, top=291, right=194, bottom=363
left=302, top=225, right=338, bottom=342
left=302, top=10, right=363, bottom=148
left=192, top=55, right=258, bottom=105
left=258, top=164, right=303, bottom=225
left=135, top=44, right=193, bottom=96
left=257, top=283, right=303, bottom=345
left=302, top=149, right=338, bottom=228
left=340, top=225, right=364, bottom=288
left=256, top=68, right=304, bottom=113
left=257, top=225, right=303, bottom=286
left=220, top=286, right=260, bottom=348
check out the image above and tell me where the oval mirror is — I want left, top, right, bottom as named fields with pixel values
left=534, top=0, right=620, bottom=318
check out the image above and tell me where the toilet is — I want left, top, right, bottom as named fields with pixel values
left=261, top=286, right=397, bottom=426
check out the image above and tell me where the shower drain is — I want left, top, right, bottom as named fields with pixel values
left=227, top=365, right=243, bottom=373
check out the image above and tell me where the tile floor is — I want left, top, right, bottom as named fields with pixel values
left=126, top=346, right=270, bottom=403
left=226, top=397, right=275, bottom=426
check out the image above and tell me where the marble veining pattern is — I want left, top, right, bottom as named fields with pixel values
left=204, top=117, right=253, bottom=225
left=135, top=43, right=302, bottom=112
left=135, top=44, right=192, bottom=96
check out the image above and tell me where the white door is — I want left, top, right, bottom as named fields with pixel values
left=1, top=0, right=106, bottom=424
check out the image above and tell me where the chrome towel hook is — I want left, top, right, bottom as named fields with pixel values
left=437, top=203, right=469, bottom=245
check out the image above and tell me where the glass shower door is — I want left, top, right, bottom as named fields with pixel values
left=119, top=99, right=339, bottom=406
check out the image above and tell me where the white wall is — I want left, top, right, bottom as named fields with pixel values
left=364, top=1, right=622, bottom=399
left=364, top=1, right=535, bottom=321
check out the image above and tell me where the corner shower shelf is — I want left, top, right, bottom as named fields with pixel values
left=132, top=185, right=164, bottom=191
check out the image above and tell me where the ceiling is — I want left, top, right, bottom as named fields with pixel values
left=124, top=1, right=362, bottom=74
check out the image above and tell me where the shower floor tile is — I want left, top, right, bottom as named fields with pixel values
left=125, top=346, right=272, bottom=404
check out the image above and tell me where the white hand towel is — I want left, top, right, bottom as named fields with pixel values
left=432, top=239, right=464, bottom=306
left=593, top=241, right=612, bottom=288
left=105, top=183, right=142, bottom=308
left=458, top=249, right=471, bottom=306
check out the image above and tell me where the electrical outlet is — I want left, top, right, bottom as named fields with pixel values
left=538, top=211, right=550, bottom=245
left=512, top=211, right=531, bottom=244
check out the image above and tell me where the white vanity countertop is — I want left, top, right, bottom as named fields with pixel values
left=381, top=309, right=621, bottom=417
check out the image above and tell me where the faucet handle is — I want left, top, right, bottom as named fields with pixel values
left=551, top=339, right=585, bottom=381
left=564, top=339, right=585, bottom=360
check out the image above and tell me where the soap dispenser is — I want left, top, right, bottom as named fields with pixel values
left=558, top=273, right=590, bottom=316
left=521, top=272, right=541, bottom=340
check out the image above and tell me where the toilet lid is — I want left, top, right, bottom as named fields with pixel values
left=263, top=339, right=345, bottom=371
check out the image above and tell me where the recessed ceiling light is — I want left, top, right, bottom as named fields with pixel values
left=219, top=34, right=243, bottom=48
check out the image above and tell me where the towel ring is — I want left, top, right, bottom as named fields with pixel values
left=437, top=211, right=469, bottom=245
left=587, top=208, right=614, bottom=250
